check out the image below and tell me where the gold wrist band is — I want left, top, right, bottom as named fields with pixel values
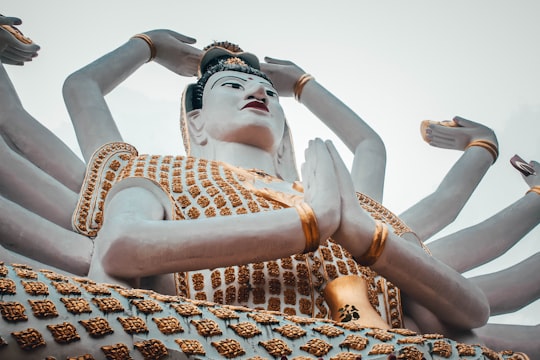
left=293, top=74, right=314, bottom=102
left=132, top=34, right=156, bottom=62
left=358, top=221, right=388, bottom=266
left=295, top=202, right=320, bottom=253
left=465, top=139, right=499, bottom=164
left=526, top=186, right=540, bottom=196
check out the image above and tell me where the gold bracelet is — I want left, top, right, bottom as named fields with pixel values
left=132, top=34, right=156, bottom=62
left=293, top=74, right=314, bottom=102
left=526, top=186, right=540, bottom=196
left=465, top=139, right=499, bottom=164
left=358, top=221, right=388, bottom=266
left=295, top=202, right=320, bottom=253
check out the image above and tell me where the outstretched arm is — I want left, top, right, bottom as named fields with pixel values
left=429, top=160, right=540, bottom=272
left=399, top=117, right=497, bottom=241
left=63, top=30, right=201, bottom=161
left=262, top=59, right=386, bottom=201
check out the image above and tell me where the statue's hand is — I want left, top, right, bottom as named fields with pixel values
left=144, top=29, right=202, bottom=77
left=0, top=15, right=40, bottom=66
left=421, top=116, right=498, bottom=151
left=261, top=57, right=305, bottom=97
left=324, top=140, right=375, bottom=258
left=521, top=160, right=540, bottom=188
left=302, top=138, right=341, bottom=242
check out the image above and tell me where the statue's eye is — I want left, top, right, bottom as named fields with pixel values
left=266, top=89, right=277, bottom=97
left=222, top=82, right=244, bottom=90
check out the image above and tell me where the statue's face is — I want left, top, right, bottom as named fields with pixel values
left=198, top=70, right=286, bottom=153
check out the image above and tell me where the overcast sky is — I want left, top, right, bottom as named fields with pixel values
left=3, top=1, right=539, bottom=325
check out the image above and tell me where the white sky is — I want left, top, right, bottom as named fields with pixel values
left=3, top=1, right=539, bottom=325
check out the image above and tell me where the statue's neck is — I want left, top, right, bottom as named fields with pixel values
left=194, top=141, right=278, bottom=177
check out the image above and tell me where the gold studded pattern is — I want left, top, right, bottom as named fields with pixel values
left=15, top=268, right=38, bottom=279
left=398, top=345, right=424, bottom=360
left=456, top=342, right=477, bottom=356
left=11, top=328, right=46, bottom=351
left=117, top=316, right=149, bottom=334
left=66, top=354, right=95, bottom=360
left=367, top=328, right=394, bottom=341
left=432, top=339, right=452, bottom=357
left=92, top=298, right=124, bottom=313
left=212, top=339, right=246, bottom=359
left=152, top=316, right=184, bottom=335
left=229, top=322, right=262, bottom=338
left=134, top=339, right=168, bottom=360
left=46, top=322, right=81, bottom=344
left=258, top=338, right=292, bottom=357
left=117, top=288, right=145, bottom=299
left=397, top=336, right=425, bottom=345
left=131, top=299, right=162, bottom=314
left=0, top=301, right=28, bottom=322
left=100, top=343, right=132, bottom=360
left=79, top=317, right=114, bottom=338
left=0, top=263, right=8, bottom=277
left=61, top=297, right=92, bottom=314
left=21, top=280, right=49, bottom=295
left=248, top=312, right=279, bottom=324
left=300, top=338, right=333, bottom=357
left=175, top=339, right=206, bottom=356
left=273, top=324, right=306, bottom=339
left=330, top=352, right=362, bottom=360
left=190, top=319, right=222, bottom=337
left=171, top=302, right=202, bottom=316
left=51, top=281, right=82, bottom=295
left=313, top=324, right=344, bottom=338
left=340, top=334, right=369, bottom=351
left=208, top=306, right=240, bottom=320
left=41, top=270, right=69, bottom=282
left=28, top=299, right=58, bottom=318
left=82, top=283, right=111, bottom=295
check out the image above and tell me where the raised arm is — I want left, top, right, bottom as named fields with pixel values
left=63, top=30, right=201, bottom=161
left=399, top=117, right=498, bottom=241
left=262, top=59, right=386, bottom=201
left=0, top=16, right=85, bottom=191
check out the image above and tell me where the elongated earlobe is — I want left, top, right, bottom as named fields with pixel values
left=186, top=109, right=208, bottom=147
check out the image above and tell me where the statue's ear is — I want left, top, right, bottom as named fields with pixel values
left=186, top=109, right=208, bottom=147
left=274, top=120, right=299, bottom=182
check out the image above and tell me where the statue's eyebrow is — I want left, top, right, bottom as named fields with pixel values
left=210, top=75, right=247, bottom=89
left=210, top=75, right=272, bottom=90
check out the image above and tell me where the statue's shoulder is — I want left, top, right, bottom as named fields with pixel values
left=72, top=143, right=233, bottom=237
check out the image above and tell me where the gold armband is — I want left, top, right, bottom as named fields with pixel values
left=132, top=34, right=156, bottom=62
left=293, top=74, right=314, bottom=102
left=358, top=221, right=388, bottom=266
left=527, top=186, right=540, bottom=196
left=465, top=139, right=499, bottom=164
left=295, top=202, right=320, bottom=253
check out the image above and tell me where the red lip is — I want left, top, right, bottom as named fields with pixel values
left=242, top=101, right=269, bottom=112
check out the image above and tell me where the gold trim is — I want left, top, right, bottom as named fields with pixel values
left=293, top=74, right=314, bottom=102
left=465, top=139, right=499, bottom=164
left=132, top=34, right=156, bottom=62
left=358, top=221, right=388, bottom=266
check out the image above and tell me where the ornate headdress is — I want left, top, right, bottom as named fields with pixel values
left=180, top=42, right=299, bottom=182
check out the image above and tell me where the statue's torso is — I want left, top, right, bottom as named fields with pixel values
left=74, top=142, right=407, bottom=327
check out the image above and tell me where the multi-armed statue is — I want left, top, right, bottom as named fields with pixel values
left=1, top=15, right=539, bottom=359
